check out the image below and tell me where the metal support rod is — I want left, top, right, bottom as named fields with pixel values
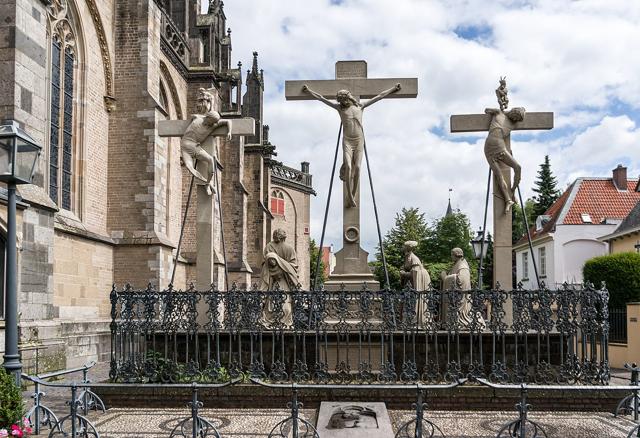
left=478, top=168, right=492, bottom=289
left=363, top=137, right=390, bottom=289
left=71, top=383, right=78, bottom=438
left=313, top=124, right=342, bottom=291
left=517, top=187, right=540, bottom=289
left=291, top=388, right=300, bottom=438
left=415, top=389, right=424, bottom=438
left=191, top=383, right=199, bottom=438
left=171, top=175, right=195, bottom=287
left=3, top=183, right=21, bottom=385
left=34, top=380, right=41, bottom=435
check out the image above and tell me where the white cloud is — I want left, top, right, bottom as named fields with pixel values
left=204, top=0, right=640, bottom=253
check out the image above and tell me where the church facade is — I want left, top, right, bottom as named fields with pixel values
left=0, top=0, right=312, bottom=370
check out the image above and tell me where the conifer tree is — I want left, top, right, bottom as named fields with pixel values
left=531, top=155, right=560, bottom=218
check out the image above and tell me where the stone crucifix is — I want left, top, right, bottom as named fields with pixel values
left=450, top=79, right=553, bottom=290
left=158, top=89, right=255, bottom=289
left=286, top=61, right=418, bottom=288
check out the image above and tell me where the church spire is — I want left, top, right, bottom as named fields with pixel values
left=247, top=51, right=264, bottom=88
left=446, top=188, right=453, bottom=217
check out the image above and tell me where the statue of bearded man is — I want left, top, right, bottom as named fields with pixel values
left=260, top=228, right=299, bottom=291
left=260, top=229, right=299, bottom=327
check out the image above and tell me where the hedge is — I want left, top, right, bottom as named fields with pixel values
left=583, top=251, right=640, bottom=308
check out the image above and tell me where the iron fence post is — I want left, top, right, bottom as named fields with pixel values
left=34, top=380, right=41, bottom=435
left=70, top=383, right=78, bottom=438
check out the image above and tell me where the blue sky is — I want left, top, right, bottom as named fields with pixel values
left=205, top=0, right=640, bottom=255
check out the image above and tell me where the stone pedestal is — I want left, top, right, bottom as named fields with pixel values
left=493, top=162, right=513, bottom=323
left=324, top=181, right=379, bottom=291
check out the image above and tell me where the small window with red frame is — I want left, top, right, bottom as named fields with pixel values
left=270, top=190, right=285, bottom=216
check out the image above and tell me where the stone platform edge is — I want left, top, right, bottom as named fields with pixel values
left=95, top=383, right=623, bottom=412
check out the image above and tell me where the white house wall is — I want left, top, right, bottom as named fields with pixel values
left=515, top=224, right=615, bottom=289
left=553, top=224, right=614, bottom=287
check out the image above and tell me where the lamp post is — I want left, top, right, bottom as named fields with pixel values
left=471, top=227, right=489, bottom=289
left=0, top=120, right=41, bottom=385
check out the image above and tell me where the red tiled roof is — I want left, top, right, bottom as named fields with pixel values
left=563, top=179, right=640, bottom=224
left=515, top=178, right=640, bottom=246
left=515, top=184, right=573, bottom=246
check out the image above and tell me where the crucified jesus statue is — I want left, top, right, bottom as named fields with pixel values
left=302, top=83, right=401, bottom=208
left=180, top=88, right=232, bottom=195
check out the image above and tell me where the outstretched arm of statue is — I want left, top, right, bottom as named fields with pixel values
left=218, top=119, right=233, bottom=141
left=484, top=107, right=500, bottom=115
left=362, top=83, right=401, bottom=109
left=302, top=84, right=339, bottom=109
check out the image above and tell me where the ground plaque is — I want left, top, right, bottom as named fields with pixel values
left=316, top=402, right=394, bottom=437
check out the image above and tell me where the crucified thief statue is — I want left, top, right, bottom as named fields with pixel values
left=180, top=88, right=232, bottom=195
left=302, top=83, right=401, bottom=208
left=483, top=78, right=524, bottom=214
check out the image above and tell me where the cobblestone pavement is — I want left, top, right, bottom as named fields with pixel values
left=23, top=365, right=639, bottom=437
left=28, top=407, right=638, bottom=437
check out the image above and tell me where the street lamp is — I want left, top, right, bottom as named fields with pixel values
left=471, top=227, right=489, bottom=289
left=0, top=120, right=41, bottom=385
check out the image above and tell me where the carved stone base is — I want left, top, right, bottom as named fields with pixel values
left=324, top=244, right=379, bottom=291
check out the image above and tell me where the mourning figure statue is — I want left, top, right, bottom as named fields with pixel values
left=400, top=241, right=431, bottom=290
left=484, top=77, right=524, bottom=214
left=440, top=248, right=482, bottom=328
left=180, top=88, right=232, bottom=195
left=301, top=83, right=401, bottom=208
left=260, top=228, right=299, bottom=326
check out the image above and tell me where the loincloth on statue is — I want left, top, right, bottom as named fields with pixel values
left=484, top=128, right=508, bottom=161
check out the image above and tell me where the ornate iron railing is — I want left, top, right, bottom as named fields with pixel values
left=109, top=283, right=610, bottom=386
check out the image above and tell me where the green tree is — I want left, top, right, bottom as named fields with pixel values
left=373, top=207, right=430, bottom=289
left=531, top=155, right=560, bottom=218
left=309, top=239, right=326, bottom=288
left=0, top=367, right=24, bottom=429
left=424, top=210, right=475, bottom=265
left=374, top=207, right=480, bottom=288
left=512, top=198, right=535, bottom=244
left=583, top=252, right=640, bottom=308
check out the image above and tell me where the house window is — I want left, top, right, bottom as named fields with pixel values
left=48, top=8, right=77, bottom=211
left=270, top=190, right=285, bottom=216
left=522, top=252, right=529, bottom=279
left=538, top=247, right=546, bottom=277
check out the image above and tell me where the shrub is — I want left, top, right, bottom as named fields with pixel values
left=583, top=252, right=640, bottom=308
left=0, top=367, right=24, bottom=429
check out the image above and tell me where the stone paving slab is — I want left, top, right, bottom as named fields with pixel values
left=31, top=408, right=638, bottom=437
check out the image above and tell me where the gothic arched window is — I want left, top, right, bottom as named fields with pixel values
left=48, top=1, right=77, bottom=211
left=270, top=190, right=285, bottom=216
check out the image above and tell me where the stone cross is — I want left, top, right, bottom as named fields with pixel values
left=285, top=61, right=418, bottom=289
left=158, top=117, right=255, bottom=289
left=450, top=95, right=553, bottom=292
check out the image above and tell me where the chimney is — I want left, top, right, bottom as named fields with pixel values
left=301, top=161, right=310, bottom=174
left=612, top=164, right=627, bottom=190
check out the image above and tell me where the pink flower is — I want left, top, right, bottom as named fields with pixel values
left=0, top=428, right=9, bottom=437
left=21, top=419, right=30, bottom=429
left=9, top=424, right=22, bottom=437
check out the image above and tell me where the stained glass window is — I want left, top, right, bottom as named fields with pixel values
left=49, top=31, right=75, bottom=210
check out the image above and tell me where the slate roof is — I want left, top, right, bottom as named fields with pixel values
left=515, top=177, right=640, bottom=247
left=600, top=200, right=640, bottom=241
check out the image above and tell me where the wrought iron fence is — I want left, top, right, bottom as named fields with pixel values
left=609, top=307, right=628, bottom=344
left=109, top=282, right=610, bottom=386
